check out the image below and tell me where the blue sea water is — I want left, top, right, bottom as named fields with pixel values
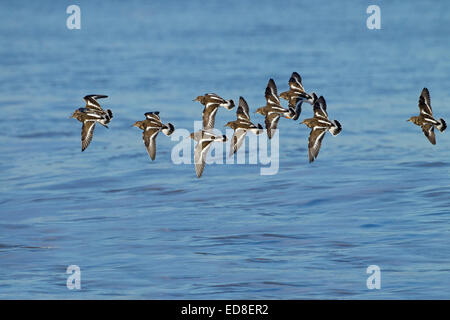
left=0, top=0, right=449, bottom=299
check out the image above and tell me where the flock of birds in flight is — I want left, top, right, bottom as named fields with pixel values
left=71, top=72, right=447, bottom=178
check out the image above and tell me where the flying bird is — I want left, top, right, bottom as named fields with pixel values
left=70, top=95, right=113, bottom=151
left=407, top=88, right=446, bottom=145
left=194, top=93, right=235, bottom=130
left=301, top=96, right=342, bottom=163
left=190, top=130, right=227, bottom=178
left=255, top=78, right=295, bottom=139
left=279, top=72, right=317, bottom=120
left=133, top=111, right=175, bottom=160
left=225, top=96, right=264, bottom=156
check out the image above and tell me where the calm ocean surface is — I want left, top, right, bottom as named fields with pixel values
left=0, top=0, right=449, bottom=299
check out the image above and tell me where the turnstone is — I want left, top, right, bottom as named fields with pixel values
left=279, top=72, right=317, bottom=120
left=190, top=130, right=227, bottom=178
left=301, top=96, right=342, bottom=163
left=225, top=96, right=264, bottom=156
left=133, top=111, right=175, bottom=160
left=255, top=78, right=295, bottom=139
left=407, top=88, right=446, bottom=145
left=194, top=93, right=235, bottom=130
left=70, top=95, right=113, bottom=151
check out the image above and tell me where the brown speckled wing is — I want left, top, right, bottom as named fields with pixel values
left=143, top=128, right=160, bottom=160
left=81, top=121, right=96, bottom=152
left=308, top=128, right=327, bottom=163
left=422, top=124, right=436, bottom=145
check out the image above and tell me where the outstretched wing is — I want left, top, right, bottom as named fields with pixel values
left=194, top=140, right=213, bottom=178
left=292, top=101, right=303, bottom=121
left=145, top=111, right=161, bottom=122
left=81, top=121, right=96, bottom=152
left=422, top=124, right=436, bottom=145
left=265, top=78, right=281, bottom=106
left=265, top=112, right=280, bottom=139
left=229, top=128, right=247, bottom=156
left=205, top=93, right=227, bottom=105
left=237, top=96, right=251, bottom=121
left=84, top=95, right=108, bottom=111
left=308, top=128, right=327, bottom=163
left=143, top=128, right=160, bottom=160
left=418, top=88, right=433, bottom=117
left=202, top=105, right=219, bottom=130
left=313, top=96, right=328, bottom=118
left=289, top=72, right=305, bottom=92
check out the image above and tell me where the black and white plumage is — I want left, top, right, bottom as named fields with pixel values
left=225, top=96, right=264, bottom=156
left=301, top=96, right=342, bottom=163
left=279, top=72, right=317, bottom=120
left=255, top=79, right=295, bottom=139
left=70, top=95, right=113, bottom=151
left=133, top=111, right=175, bottom=160
left=194, top=93, right=235, bottom=130
left=190, top=130, right=227, bottom=178
left=407, top=88, right=446, bottom=145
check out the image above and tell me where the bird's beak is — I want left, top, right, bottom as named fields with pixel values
left=285, top=116, right=292, bottom=119
left=406, top=119, right=410, bottom=122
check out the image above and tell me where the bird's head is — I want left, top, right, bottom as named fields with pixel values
left=132, top=121, right=143, bottom=128
left=224, top=121, right=234, bottom=129
left=69, top=110, right=80, bottom=119
left=407, top=116, right=418, bottom=123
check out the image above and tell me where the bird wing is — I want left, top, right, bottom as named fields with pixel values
left=229, top=128, right=247, bottom=156
left=289, top=72, right=306, bottom=92
left=422, top=124, right=436, bottom=145
left=292, top=101, right=303, bottom=121
left=145, top=111, right=161, bottom=122
left=265, top=79, right=281, bottom=106
left=419, top=89, right=433, bottom=117
left=194, top=140, right=213, bottom=178
left=288, top=94, right=301, bottom=108
left=313, top=96, right=328, bottom=118
left=205, top=93, right=227, bottom=104
left=81, top=121, right=96, bottom=152
left=237, top=96, right=251, bottom=121
left=84, top=95, right=108, bottom=111
left=143, top=128, right=160, bottom=160
left=308, top=128, right=327, bottom=163
left=265, top=112, right=281, bottom=139
left=202, top=105, right=219, bottom=130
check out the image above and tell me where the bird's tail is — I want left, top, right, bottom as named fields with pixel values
left=216, top=135, right=227, bottom=142
left=226, top=99, right=235, bottom=110
left=106, top=109, right=113, bottom=120
left=436, top=118, right=447, bottom=132
left=329, top=120, right=342, bottom=136
left=162, top=123, right=175, bottom=136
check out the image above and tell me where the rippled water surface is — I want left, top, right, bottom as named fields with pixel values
left=1, top=0, right=449, bottom=299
